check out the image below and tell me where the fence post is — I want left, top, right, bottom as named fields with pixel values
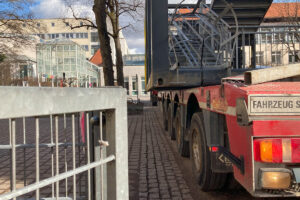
left=106, top=90, right=128, bottom=200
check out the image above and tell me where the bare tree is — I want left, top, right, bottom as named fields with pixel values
left=0, top=0, right=40, bottom=55
left=272, top=1, right=300, bottom=63
left=65, top=0, right=143, bottom=86
left=106, top=0, right=143, bottom=86
left=93, top=0, right=115, bottom=86
left=0, top=0, right=41, bottom=85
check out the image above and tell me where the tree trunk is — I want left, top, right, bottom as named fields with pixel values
left=93, top=0, right=114, bottom=86
left=113, top=36, right=124, bottom=87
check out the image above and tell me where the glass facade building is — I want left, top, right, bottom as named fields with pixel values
left=37, top=39, right=100, bottom=87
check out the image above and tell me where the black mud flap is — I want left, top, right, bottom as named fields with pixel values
left=210, top=151, right=233, bottom=173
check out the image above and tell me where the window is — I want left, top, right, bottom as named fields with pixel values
left=289, top=51, right=300, bottom=64
left=81, top=45, right=89, bottom=51
left=37, top=23, right=40, bottom=27
left=51, top=22, right=55, bottom=27
left=273, top=33, right=280, bottom=44
left=141, top=77, right=147, bottom=95
left=288, top=33, right=294, bottom=43
left=255, top=34, right=261, bottom=44
left=70, top=33, right=74, bottom=38
left=65, top=22, right=69, bottom=26
left=266, top=33, right=272, bottom=44
left=132, top=76, right=138, bottom=96
left=272, top=51, right=282, bottom=65
left=84, top=33, right=88, bottom=38
left=124, top=77, right=129, bottom=95
left=20, top=65, right=28, bottom=78
left=22, top=23, right=26, bottom=27
left=91, top=45, right=100, bottom=55
left=256, top=52, right=264, bottom=66
left=261, top=34, right=267, bottom=44
left=91, top=32, right=99, bottom=42
left=80, top=22, right=83, bottom=26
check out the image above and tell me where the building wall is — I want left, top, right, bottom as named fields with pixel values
left=24, top=18, right=129, bottom=60
left=97, top=65, right=149, bottom=100
left=122, top=65, right=149, bottom=100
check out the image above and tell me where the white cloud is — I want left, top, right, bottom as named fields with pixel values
left=126, top=37, right=145, bottom=54
left=32, top=0, right=94, bottom=19
left=32, top=0, right=67, bottom=18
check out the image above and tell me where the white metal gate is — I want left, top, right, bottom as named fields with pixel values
left=0, top=87, right=128, bottom=200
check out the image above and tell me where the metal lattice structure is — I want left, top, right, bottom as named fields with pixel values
left=168, top=2, right=235, bottom=72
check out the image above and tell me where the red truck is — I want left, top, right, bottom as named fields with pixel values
left=145, top=0, right=300, bottom=197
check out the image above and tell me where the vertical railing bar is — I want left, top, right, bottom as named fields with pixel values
left=11, top=119, right=16, bottom=200
left=64, top=114, right=68, bottom=197
left=86, top=113, right=91, bottom=200
left=271, top=31, right=273, bottom=66
left=23, top=117, right=27, bottom=187
left=260, top=33, right=262, bottom=66
left=248, top=34, right=251, bottom=67
left=77, top=113, right=82, bottom=196
left=265, top=32, right=267, bottom=67
left=99, top=111, right=104, bottom=200
left=50, top=115, right=54, bottom=198
left=72, top=114, right=77, bottom=200
left=235, top=36, right=238, bottom=69
left=9, top=119, right=12, bottom=192
left=35, top=117, right=40, bottom=200
left=242, top=30, right=245, bottom=68
left=281, top=32, right=284, bottom=65
left=55, top=115, right=59, bottom=198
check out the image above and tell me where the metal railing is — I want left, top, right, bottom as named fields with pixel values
left=168, top=2, right=236, bottom=72
left=0, top=87, right=128, bottom=200
left=232, top=25, right=300, bottom=69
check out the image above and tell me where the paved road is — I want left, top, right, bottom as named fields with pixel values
left=128, top=106, right=255, bottom=200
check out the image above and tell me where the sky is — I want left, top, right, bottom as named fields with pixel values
left=29, top=0, right=297, bottom=54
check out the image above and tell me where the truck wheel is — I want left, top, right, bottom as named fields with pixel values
left=162, top=101, right=168, bottom=131
left=174, top=108, right=189, bottom=157
left=189, top=112, right=227, bottom=191
left=224, top=173, right=241, bottom=190
left=168, top=104, right=176, bottom=140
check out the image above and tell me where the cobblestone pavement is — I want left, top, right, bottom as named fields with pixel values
left=128, top=106, right=259, bottom=200
left=128, top=107, right=193, bottom=200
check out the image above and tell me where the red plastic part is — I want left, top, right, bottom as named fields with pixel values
left=292, top=139, right=300, bottom=163
left=254, top=138, right=300, bottom=163
left=272, top=139, right=282, bottom=163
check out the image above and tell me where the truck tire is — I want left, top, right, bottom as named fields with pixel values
left=189, top=112, right=227, bottom=191
left=174, top=108, right=189, bottom=157
left=224, top=173, right=241, bottom=190
left=168, top=104, right=176, bottom=140
left=162, top=101, right=168, bottom=131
